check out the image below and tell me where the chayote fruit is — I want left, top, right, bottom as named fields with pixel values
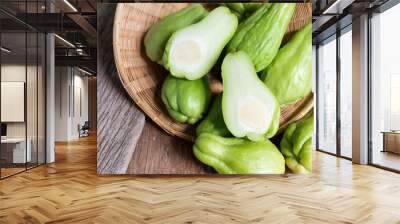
left=163, top=6, right=238, bottom=80
left=221, top=3, right=245, bottom=20
left=161, top=75, right=211, bottom=124
left=224, top=3, right=246, bottom=14
left=280, top=113, right=314, bottom=174
left=196, top=94, right=231, bottom=137
left=261, top=23, right=312, bottom=105
left=144, top=4, right=208, bottom=63
left=221, top=3, right=263, bottom=20
left=226, top=3, right=296, bottom=72
left=193, top=133, right=285, bottom=174
left=243, top=3, right=263, bottom=14
left=221, top=51, right=280, bottom=141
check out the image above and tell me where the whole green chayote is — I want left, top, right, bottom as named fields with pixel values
left=221, top=3, right=263, bottom=20
left=161, top=75, right=211, bottom=124
left=261, top=23, right=312, bottom=105
left=196, top=94, right=231, bottom=137
left=193, top=133, right=285, bottom=174
left=226, top=3, right=296, bottom=72
left=280, top=113, right=314, bottom=174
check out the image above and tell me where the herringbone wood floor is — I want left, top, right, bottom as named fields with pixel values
left=1, top=135, right=400, bottom=224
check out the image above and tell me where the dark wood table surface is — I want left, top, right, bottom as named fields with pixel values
left=97, top=4, right=211, bottom=174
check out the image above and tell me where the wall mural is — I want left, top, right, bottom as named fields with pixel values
left=97, top=3, right=314, bottom=175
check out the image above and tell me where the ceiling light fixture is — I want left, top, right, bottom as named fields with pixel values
left=323, top=0, right=342, bottom=14
left=63, top=0, right=78, bottom=12
left=78, top=67, right=93, bottom=76
left=322, top=0, right=354, bottom=15
left=54, top=34, right=75, bottom=48
left=1, top=47, right=11, bottom=53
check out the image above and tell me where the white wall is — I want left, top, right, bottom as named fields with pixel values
left=1, top=82, right=25, bottom=122
left=55, top=67, right=69, bottom=141
left=1, top=64, right=46, bottom=164
left=1, top=65, right=40, bottom=138
left=54, top=67, right=89, bottom=141
left=72, top=73, right=89, bottom=138
left=1, top=65, right=27, bottom=139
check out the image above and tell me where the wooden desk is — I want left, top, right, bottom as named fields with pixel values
left=1, top=138, right=31, bottom=163
left=382, top=131, right=400, bottom=154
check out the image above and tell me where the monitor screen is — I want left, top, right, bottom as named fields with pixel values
left=1, top=123, right=7, bottom=137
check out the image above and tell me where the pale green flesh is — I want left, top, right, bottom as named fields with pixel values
left=163, top=6, right=238, bottom=80
left=221, top=51, right=279, bottom=141
left=143, top=4, right=207, bottom=63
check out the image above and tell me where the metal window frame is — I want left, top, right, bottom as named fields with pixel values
left=315, top=0, right=400, bottom=172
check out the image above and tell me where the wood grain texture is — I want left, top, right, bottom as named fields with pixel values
left=97, top=4, right=145, bottom=174
left=128, top=121, right=212, bottom=174
left=113, top=3, right=313, bottom=142
left=1, top=136, right=400, bottom=223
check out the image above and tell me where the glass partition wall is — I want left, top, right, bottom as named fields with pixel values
left=0, top=3, right=46, bottom=179
left=339, top=27, right=352, bottom=159
left=317, top=36, right=337, bottom=155
left=315, top=26, right=352, bottom=159
left=370, top=3, right=400, bottom=172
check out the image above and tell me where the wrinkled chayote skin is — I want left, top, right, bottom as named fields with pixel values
left=193, top=133, right=285, bottom=174
left=196, top=94, right=231, bottom=137
left=161, top=75, right=211, bottom=124
left=144, top=4, right=208, bottom=63
left=226, top=3, right=296, bottom=72
left=280, top=113, right=314, bottom=174
left=261, top=23, right=312, bottom=105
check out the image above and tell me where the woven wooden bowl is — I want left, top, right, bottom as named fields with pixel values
left=113, top=3, right=313, bottom=142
